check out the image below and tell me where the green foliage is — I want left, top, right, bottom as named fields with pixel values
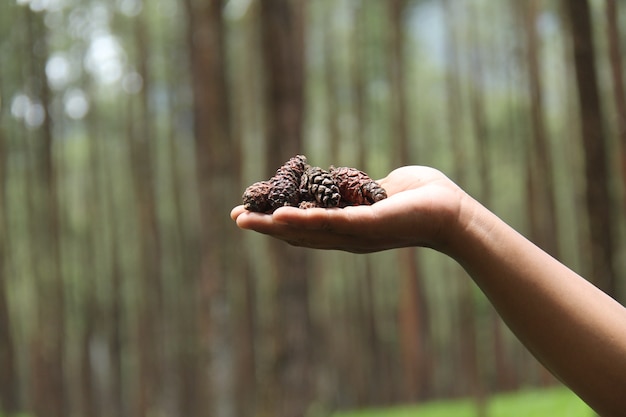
left=332, top=387, right=594, bottom=417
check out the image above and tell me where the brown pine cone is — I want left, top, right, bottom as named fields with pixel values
left=298, top=200, right=321, bottom=209
left=266, top=155, right=310, bottom=211
left=330, top=166, right=387, bottom=205
left=300, top=166, right=341, bottom=208
left=267, top=175, right=300, bottom=211
left=275, top=154, right=309, bottom=179
left=242, top=180, right=273, bottom=213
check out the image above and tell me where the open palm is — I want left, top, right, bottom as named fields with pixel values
left=231, top=166, right=467, bottom=253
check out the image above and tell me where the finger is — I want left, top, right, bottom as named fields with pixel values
left=272, top=206, right=338, bottom=230
left=234, top=210, right=276, bottom=232
left=277, top=223, right=363, bottom=250
left=235, top=207, right=391, bottom=252
left=230, top=205, right=247, bottom=221
left=273, top=205, right=375, bottom=234
left=235, top=213, right=333, bottom=247
left=281, top=226, right=393, bottom=253
left=233, top=206, right=343, bottom=235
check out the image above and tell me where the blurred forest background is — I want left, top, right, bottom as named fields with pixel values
left=0, top=0, right=625, bottom=416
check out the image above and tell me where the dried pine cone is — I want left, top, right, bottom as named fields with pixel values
left=242, top=180, right=273, bottom=213
left=298, top=200, right=321, bottom=209
left=267, top=155, right=310, bottom=211
left=242, top=156, right=310, bottom=213
left=330, top=166, right=387, bottom=205
left=276, top=154, right=309, bottom=179
left=267, top=175, right=299, bottom=210
left=300, top=166, right=341, bottom=208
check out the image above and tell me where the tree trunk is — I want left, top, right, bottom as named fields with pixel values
left=563, top=0, right=617, bottom=296
left=388, top=0, right=411, bottom=168
left=605, top=0, right=626, bottom=233
left=260, top=2, right=313, bottom=416
left=225, top=6, right=257, bottom=417
left=443, top=0, right=466, bottom=186
left=520, top=0, right=561, bottom=260
left=518, top=0, right=560, bottom=386
left=387, top=0, right=430, bottom=401
left=184, top=1, right=239, bottom=416
left=464, top=4, right=489, bottom=413
left=0, top=100, right=18, bottom=416
left=128, top=13, right=164, bottom=417
left=25, top=8, right=66, bottom=417
left=107, top=189, right=126, bottom=417
left=443, top=0, right=479, bottom=396
left=350, top=3, right=386, bottom=406
left=323, top=3, right=340, bottom=160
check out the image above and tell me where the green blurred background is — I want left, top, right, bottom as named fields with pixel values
left=0, top=0, right=623, bottom=416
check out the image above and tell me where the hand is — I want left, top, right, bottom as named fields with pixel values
left=230, top=166, right=468, bottom=253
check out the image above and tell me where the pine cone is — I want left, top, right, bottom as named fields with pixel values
left=242, top=180, right=273, bottom=213
left=298, top=200, right=321, bottom=209
left=330, top=166, right=387, bottom=205
left=301, top=166, right=341, bottom=208
left=264, top=154, right=309, bottom=211
left=268, top=174, right=300, bottom=211
left=275, top=154, right=309, bottom=179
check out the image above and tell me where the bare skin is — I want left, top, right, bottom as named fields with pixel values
left=231, top=166, right=626, bottom=417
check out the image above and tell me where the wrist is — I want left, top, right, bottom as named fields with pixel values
left=435, top=191, right=487, bottom=260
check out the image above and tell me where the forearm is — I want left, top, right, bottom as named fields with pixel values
left=446, top=196, right=626, bottom=416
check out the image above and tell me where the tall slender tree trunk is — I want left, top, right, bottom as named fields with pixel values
left=443, top=0, right=466, bottom=186
left=74, top=70, right=104, bottom=417
left=558, top=0, right=590, bottom=285
left=226, top=7, right=257, bottom=417
left=464, top=4, right=489, bottom=413
left=103, top=144, right=126, bottom=417
left=387, top=0, right=430, bottom=402
left=605, top=0, right=626, bottom=226
left=233, top=261, right=257, bottom=417
left=521, top=0, right=561, bottom=260
left=388, top=0, right=410, bottom=166
left=563, top=0, right=617, bottom=296
left=518, top=0, right=561, bottom=386
left=443, top=0, right=480, bottom=396
left=0, top=102, right=18, bottom=416
left=260, top=2, right=312, bottom=416
left=128, top=13, right=164, bottom=417
left=184, top=1, right=239, bottom=416
left=350, top=3, right=386, bottom=406
left=159, top=16, right=203, bottom=417
left=323, top=3, right=340, bottom=160
left=25, top=8, right=66, bottom=417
